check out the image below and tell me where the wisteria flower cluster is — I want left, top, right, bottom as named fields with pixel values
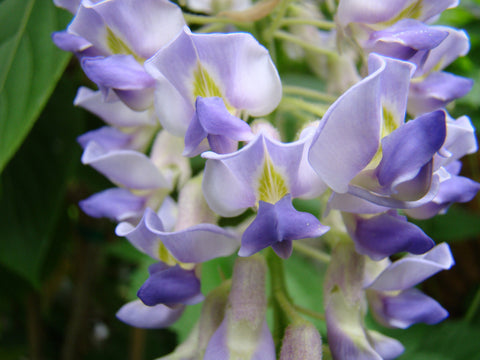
left=53, top=0, right=479, bottom=358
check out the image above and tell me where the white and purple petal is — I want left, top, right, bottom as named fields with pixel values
left=367, top=243, right=455, bottom=291
left=79, top=188, right=147, bottom=222
left=308, top=59, right=383, bottom=193
left=116, top=300, right=184, bottom=329
left=82, top=55, right=155, bottom=111
left=81, top=142, right=171, bottom=190
left=408, top=72, right=473, bottom=116
left=74, top=87, right=157, bottom=128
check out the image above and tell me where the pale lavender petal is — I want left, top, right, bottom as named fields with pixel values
left=408, top=72, right=473, bottom=116
left=336, top=0, right=408, bottom=26
left=251, top=321, right=276, bottom=360
left=193, top=32, right=282, bottom=116
left=368, top=331, right=405, bottom=360
left=81, top=142, right=170, bottom=189
left=145, top=28, right=196, bottom=136
left=328, top=192, right=389, bottom=214
left=54, top=0, right=80, bottom=13
left=421, top=27, right=469, bottom=75
left=116, top=300, right=184, bottom=329
left=77, top=126, right=134, bottom=150
left=184, top=96, right=253, bottom=156
left=183, top=111, right=208, bottom=157
left=74, top=87, right=157, bottom=127
left=145, top=209, right=240, bottom=263
left=68, top=3, right=111, bottom=56
left=265, top=134, right=325, bottom=199
left=440, top=115, right=478, bottom=166
left=79, top=188, right=146, bottom=221
left=137, top=264, right=203, bottom=306
left=366, top=19, right=448, bottom=63
left=196, top=97, right=253, bottom=140
left=202, top=136, right=265, bottom=216
left=82, top=55, right=155, bottom=110
left=376, top=110, right=446, bottom=194
left=203, top=319, right=229, bottom=359
left=369, top=288, right=448, bottom=329
left=368, top=53, right=414, bottom=128
left=115, top=208, right=161, bottom=258
left=52, top=31, right=94, bottom=55
left=309, top=60, right=383, bottom=193
left=91, top=0, right=185, bottom=59
left=367, top=243, right=455, bottom=291
left=351, top=211, right=434, bottom=260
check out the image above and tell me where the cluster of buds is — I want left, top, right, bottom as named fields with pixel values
left=53, top=0, right=479, bottom=358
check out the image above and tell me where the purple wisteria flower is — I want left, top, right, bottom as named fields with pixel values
left=407, top=27, right=473, bottom=116
left=336, top=0, right=459, bottom=29
left=115, top=177, right=240, bottom=329
left=79, top=129, right=190, bottom=223
left=203, top=256, right=275, bottom=360
left=365, top=243, right=454, bottom=329
left=308, top=53, right=447, bottom=210
left=145, top=26, right=281, bottom=155
left=202, top=130, right=328, bottom=258
left=53, top=0, right=186, bottom=110
left=324, top=241, right=454, bottom=360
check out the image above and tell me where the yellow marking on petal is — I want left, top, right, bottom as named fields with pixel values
left=257, top=154, right=289, bottom=204
left=106, top=27, right=143, bottom=62
left=192, top=63, right=235, bottom=113
left=383, top=1, right=423, bottom=26
left=158, top=242, right=195, bottom=270
left=368, top=107, right=399, bottom=169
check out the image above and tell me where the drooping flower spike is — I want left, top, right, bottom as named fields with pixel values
left=202, top=130, right=329, bottom=258
left=308, top=53, right=447, bottom=210
left=145, top=26, right=282, bottom=155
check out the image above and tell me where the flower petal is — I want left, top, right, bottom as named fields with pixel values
left=116, top=300, right=184, bottom=329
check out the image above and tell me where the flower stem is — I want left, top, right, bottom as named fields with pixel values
left=293, top=304, right=325, bottom=321
left=280, top=17, right=336, bottom=29
left=283, top=85, right=337, bottom=103
left=280, top=96, right=329, bottom=117
left=293, top=241, right=331, bottom=264
left=183, top=13, right=244, bottom=26
left=274, top=30, right=338, bottom=57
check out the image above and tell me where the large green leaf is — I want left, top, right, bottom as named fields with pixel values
left=0, top=77, right=84, bottom=288
left=0, top=0, right=72, bottom=173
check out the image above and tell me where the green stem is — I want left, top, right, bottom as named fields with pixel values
left=266, top=249, right=290, bottom=349
left=276, top=290, right=306, bottom=325
left=280, top=96, right=329, bottom=117
left=274, top=30, right=338, bottom=57
left=280, top=17, right=336, bottom=29
left=293, top=241, right=331, bottom=263
left=293, top=304, right=325, bottom=321
left=283, top=85, right=337, bottom=103
left=183, top=13, right=245, bottom=26
left=264, top=0, right=293, bottom=42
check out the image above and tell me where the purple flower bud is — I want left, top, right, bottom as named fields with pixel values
left=280, top=323, right=323, bottom=360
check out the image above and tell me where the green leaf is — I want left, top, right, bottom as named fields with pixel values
left=0, top=0, right=72, bottom=173
left=383, top=320, right=480, bottom=360
left=0, top=76, right=84, bottom=288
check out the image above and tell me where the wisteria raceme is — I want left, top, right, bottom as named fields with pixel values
left=51, top=0, right=480, bottom=359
